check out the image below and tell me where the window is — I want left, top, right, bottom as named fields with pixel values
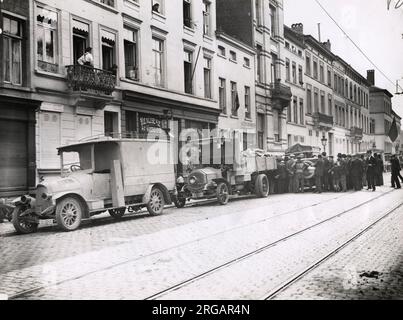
left=203, top=1, right=211, bottom=36
left=2, top=16, right=23, bottom=85
left=184, top=49, right=193, bottom=93
left=219, top=78, right=226, bottom=114
left=218, top=45, right=226, bottom=57
left=313, top=58, right=318, bottom=79
left=255, top=0, right=262, bottom=25
left=306, top=54, right=311, bottom=76
left=328, top=95, right=333, bottom=116
left=257, top=114, right=264, bottom=149
left=40, top=112, right=61, bottom=168
left=203, top=57, right=212, bottom=99
left=101, top=30, right=116, bottom=72
left=152, top=0, right=163, bottom=14
left=152, top=37, right=164, bottom=87
left=231, top=82, right=238, bottom=116
left=124, top=26, right=138, bottom=80
left=287, top=102, right=292, bottom=122
left=299, top=99, right=304, bottom=125
left=293, top=97, right=298, bottom=123
left=292, top=62, right=297, bottom=84
left=100, top=0, right=115, bottom=7
left=256, top=45, right=263, bottom=83
left=320, top=91, right=325, bottom=114
left=72, top=19, right=90, bottom=65
left=183, top=0, right=192, bottom=28
left=307, top=86, right=312, bottom=114
left=125, top=110, right=137, bottom=135
left=245, top=86, right=251, bottom=119
left=36, top=6, right=58, bottom=73
left=327, top=68, right=332, bottom=87
left=345, top=80, right=348, bottom=98
left=298, top=65, right=303, bottom=84
left=230, top=50, right=237, bottom=61
left=314, top=89, right=319, bottom=113
left=269, top=5, right=277, bottom=37
left=319, top=62, right=324, bottom=83
left=285, top=59, right=290, bottom=82
left=243, top=57, right=250, bottom=68
left=334, top=74, right=338, bottom=93
left=285, top=42, right=290, bottom=49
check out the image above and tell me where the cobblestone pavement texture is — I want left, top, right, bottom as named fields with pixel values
left=273, top=201, right=403, bottom=300
left=0, top=175, right=402, bottom=300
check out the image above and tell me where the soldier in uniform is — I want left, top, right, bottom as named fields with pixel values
left=322, top=152, right=330, bottom=192
left=295, top=155, right=308, bottom=193
left=286, top=155, right=297, bottom=193
left=275, top=159, right=288, bottom=194
left=314, top=154, right=324, bottom=193
left=330, top=159, right=341, bottom=192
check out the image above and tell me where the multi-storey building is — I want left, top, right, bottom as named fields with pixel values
left=0, top=0, right=40, bottom=198
left=283, top=24, right=309, bottom=150
left=8, top=0, right=224, bottom=184
left=303, top=34, right=335, bottom=155
left=216, top=0, right=292, bottom=154
left=367, top=70, right=395, bottom=155
left=215, top=31, right=256, bottom=149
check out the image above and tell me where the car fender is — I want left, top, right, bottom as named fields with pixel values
left=53, top=192, right=90, bottom=219
left=142, top=184, right=172, bottom=205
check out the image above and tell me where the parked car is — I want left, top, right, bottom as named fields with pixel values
left=4, top=137, right=177, bottom=234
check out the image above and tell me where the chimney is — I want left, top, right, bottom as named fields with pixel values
left=322, top=39, right=331, bottom=52
left=367, top=70, right=375, bottom=86
left=291, top=23, right=304, bottom=35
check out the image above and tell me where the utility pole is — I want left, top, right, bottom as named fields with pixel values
left=317, top=23, right=321, bottom=42
left=396, top=79, right=403, bottom=95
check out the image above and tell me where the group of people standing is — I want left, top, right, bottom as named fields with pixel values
left=273, top=151, right=403, bottom=194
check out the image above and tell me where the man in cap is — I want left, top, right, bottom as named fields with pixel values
left=322, top=152, right=330, bottom=191
left=366, top=150, right=377, bottom=191
left=351, top=154, right=363, bottom=191
left=294, top=155, right=307, bottom=193
left=314, top=154, right=324, bottom=193
left=390, top=154, right=402, bottom=189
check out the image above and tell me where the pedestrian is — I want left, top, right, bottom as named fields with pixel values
left=339, top=154, right=348, bottom=192
left=330, top=160, right=341, bottom=192
left=375, top=153, right=384, bottom=186
left=286, top=155, right=297, bottom=193
left=314, top=154, right=324, bottom=193
left=275, top=160, right=288, bottom=194
left=283, top=156, right=290, bottom=193
left=366, top=150, right=377, bottom=191
left=328, top=156, right=335, bottom=191
left=390, top=155, right=402, bottom=189
left=361, top=154, right=367, bottom=188
left=322, top=152, right=330, bottom=192
left=346, top=154, right=353, bottom=190
left=294, top=155, right=307, bottom=193
left=77, top=47, right=94, bottom=67
left=351, top=154, right=363, bottom=191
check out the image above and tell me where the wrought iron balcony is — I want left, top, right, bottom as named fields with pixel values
left=350, top=127, right=363, bottom=140
left=313, top=112, right=334, bottom=130
left=66, top=65, right=117, bottom=96
left=270, top=81, right=292, bottom=110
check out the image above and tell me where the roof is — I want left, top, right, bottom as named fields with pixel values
left=285, top=143, right=316, bottom=154
left=370, top=86, right=394, bottom=98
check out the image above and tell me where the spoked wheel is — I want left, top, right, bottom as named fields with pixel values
left=109, top=207, right=126, bottom=219
left=147, top=188, right=165, bottom=216
left=55, top=197, right=83, bottom=232
left=255, top=174, right=269, bottom=198
left=216, top=182, right=230, bottom=205
left=12, top=206, right=39, bottom=234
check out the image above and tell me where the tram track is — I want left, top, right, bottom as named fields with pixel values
left=7, top=189, right=397, bottom=300
left=144, top=189, right=400, bottom=300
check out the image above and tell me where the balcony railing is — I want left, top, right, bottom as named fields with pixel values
left=313, top=112, right=334, bottom=129
left=66, top=65, right=117, bottom=96
left=270, top=81, right=292, bottom=110
left=350, top=127, right=363, bottom=139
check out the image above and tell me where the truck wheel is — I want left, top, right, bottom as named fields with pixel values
left=12, top=207, right=39, bottom=234
left=147, top=187, right=165, bottom=216
left=109, top=207, right=126, bottom=219
left=255, top=174, right=269, bottom=198
left=216, top=182, right=229, bottom=205
left=55, top=197, right=83, bottom=232
left=174, top=197, right=186, bottom=209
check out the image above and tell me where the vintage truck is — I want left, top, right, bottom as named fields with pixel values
left=175, top=135, right=277, bottom=206
left=1, top=137, right=177, bottom=234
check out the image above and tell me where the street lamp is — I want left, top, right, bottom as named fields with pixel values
left=321, top=133, right=328, bottom=153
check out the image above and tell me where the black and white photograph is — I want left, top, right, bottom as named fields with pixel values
left=0, top=0, right=403, bottom=306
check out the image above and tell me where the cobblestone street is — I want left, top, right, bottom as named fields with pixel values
left=0, top=182, right=402, bottom=300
